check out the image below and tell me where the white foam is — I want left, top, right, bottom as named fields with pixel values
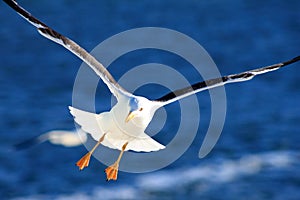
left=136, top=151, right=297, bottom=190
left=13, top=150, right=298, bottom=200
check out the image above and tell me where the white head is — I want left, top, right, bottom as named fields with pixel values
left=125, top=96, right=161, bottom=128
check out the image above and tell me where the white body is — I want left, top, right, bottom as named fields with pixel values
left=69, top=96, right=165, bottom=152
left=46, top=129, right=87, bottom=147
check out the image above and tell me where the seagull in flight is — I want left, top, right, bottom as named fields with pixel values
left=4, top=0, right=300, bottom=181
left=14, top=129, right=87, bottom=150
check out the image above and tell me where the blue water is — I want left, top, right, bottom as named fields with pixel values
left=1, top=0, right=300, bottom=199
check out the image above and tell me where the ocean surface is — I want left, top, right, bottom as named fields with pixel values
left=1, top=0, right=300, bottom=199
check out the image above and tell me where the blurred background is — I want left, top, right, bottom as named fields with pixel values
left=1, top=0, right=300, bottom=199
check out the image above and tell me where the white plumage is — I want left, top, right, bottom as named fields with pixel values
left=69, top=106, right=165, bottom=152
left=14, top=129, right=87, bottom=149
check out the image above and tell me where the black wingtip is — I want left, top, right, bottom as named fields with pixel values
left=13, top=136, right=41, bottom=150
left=3, top=0, right=25, bottom=16
left=3, top=0, right=48, bottom=28
left=282, top=55, right=300, bottom=66
left=3, top=0, right=17, bottom=7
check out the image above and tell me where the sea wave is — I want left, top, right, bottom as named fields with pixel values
left=13, top=150, right=300, bottom=200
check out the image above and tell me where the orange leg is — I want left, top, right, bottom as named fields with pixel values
left=76, top=133, right=106, bottom=170
left=105, top=142, right=128, bottom=181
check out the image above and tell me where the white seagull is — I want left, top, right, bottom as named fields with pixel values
left=4, top=0, right=300, bottom=181
left=14, top=129, right=87, bottom=150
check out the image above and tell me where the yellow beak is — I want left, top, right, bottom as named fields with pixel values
left=125, top=112, right=136, bottom=123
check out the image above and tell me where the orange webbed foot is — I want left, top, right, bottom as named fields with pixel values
left=105, top=163, right=119, bottom=181
left=76, top=152, right=92, bottom=170
left=104, top=142, right=128, bottom=181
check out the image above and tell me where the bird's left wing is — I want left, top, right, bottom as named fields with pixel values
left=3, top=0, right=130, bottom=99
left=156, top=56, right=300, bottom=105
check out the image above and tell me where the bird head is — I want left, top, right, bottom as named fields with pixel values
left=125, top=97, right=160, bottom=127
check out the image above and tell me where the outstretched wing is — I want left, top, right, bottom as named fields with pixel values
left=156, top=56, right=300, bottom=105
left=3, top=0, right=131, bottom=99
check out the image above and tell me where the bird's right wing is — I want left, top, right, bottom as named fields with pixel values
left=69, top=106, right=105, bottom=141
left=3, top=0, right=131, bottom=99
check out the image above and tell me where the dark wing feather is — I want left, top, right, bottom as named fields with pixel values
left=156, top=56, right=300, bottom=105
left=3, top=0, right=130, bottom=98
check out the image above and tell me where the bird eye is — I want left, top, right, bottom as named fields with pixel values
left=139, top=108, right=143, bottom=111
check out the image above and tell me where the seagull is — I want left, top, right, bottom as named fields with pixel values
left=14, top=129, right=87, bottom=150
left=4, top=0, right=300, bottom=181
